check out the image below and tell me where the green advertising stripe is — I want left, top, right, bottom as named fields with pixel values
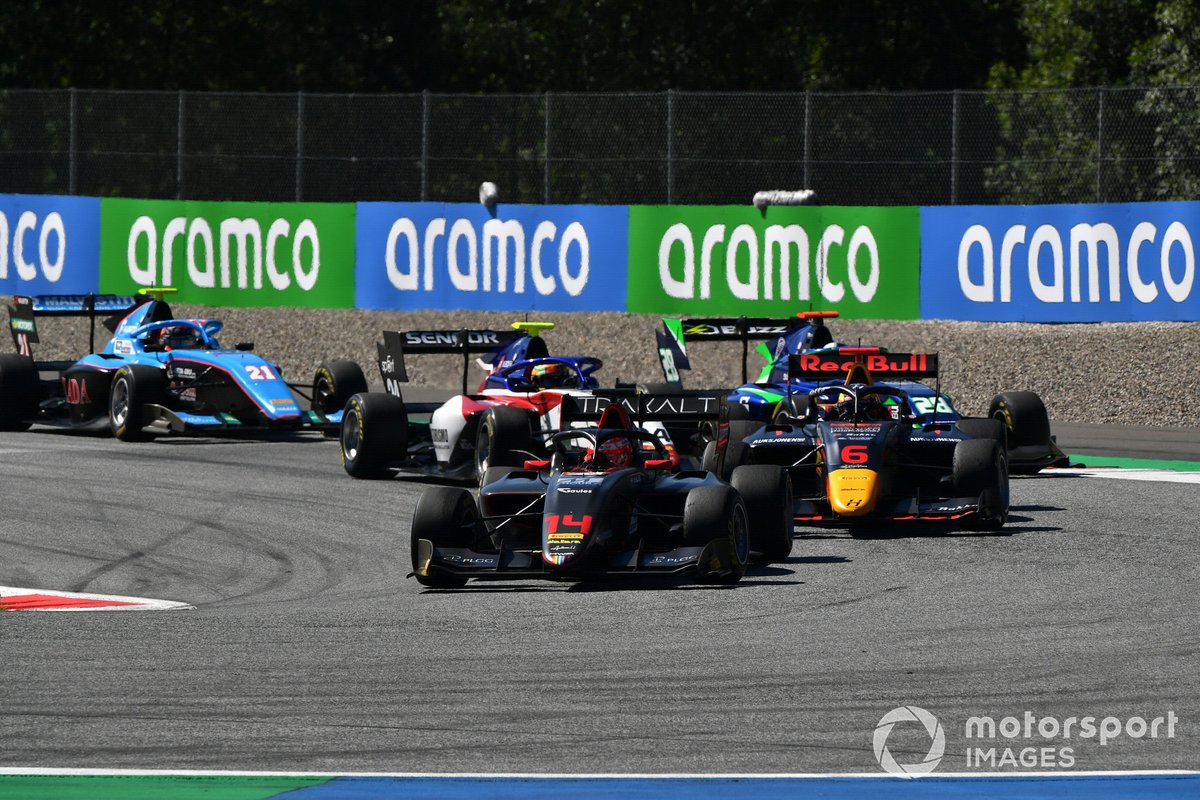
left=1068, top=454, right=1200, bottom=472
left=626, top=205, right=921, bottom=319
left=98, top=198, right=356, bottom=309
left=0, top=775, right=330, bottom=800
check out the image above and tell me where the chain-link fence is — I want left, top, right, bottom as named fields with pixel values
left=0, top=88, right=1192, bottom=205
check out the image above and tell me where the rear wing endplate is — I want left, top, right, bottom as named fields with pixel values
left=658, top=313, right=839, bottom=386
left=8, top=293, right=142, bottom=358
left=376, top=328, right=523, bottom=397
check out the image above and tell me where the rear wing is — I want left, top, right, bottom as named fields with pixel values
left=8, top=293, right=143, bottom=359
left=376, top=322, right=550, bottom=397
left=788, top=348, right=939, bottom=384
left=561, top=390, right=725, bottom=427
left=657, top=312, right=838, bottom=387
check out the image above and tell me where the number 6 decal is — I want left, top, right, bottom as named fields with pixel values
left=842, top=444, right=869, bottom=464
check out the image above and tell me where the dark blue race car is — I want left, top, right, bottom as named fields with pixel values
left=655, top=312, right=1067, bottom=474
left=0, top=291, right=365, bottom=439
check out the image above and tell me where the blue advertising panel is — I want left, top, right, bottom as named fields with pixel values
left=0, top=194, right=101, bottom=295
left=922, top=203, right=1200, bottom=321
left=355, top=203, right=629, bottom=311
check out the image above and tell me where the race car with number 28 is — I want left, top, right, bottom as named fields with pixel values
left=0, top=290, right=366, bottom=439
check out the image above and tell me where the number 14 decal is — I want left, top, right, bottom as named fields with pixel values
left=244, top=365, right=277, bottom=381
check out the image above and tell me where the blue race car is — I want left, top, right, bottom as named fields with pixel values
left=656, top=312, right=1068, bottom=474
left=0, top=291, right=365, bottom=439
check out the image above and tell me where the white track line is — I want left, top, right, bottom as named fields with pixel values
left=1046, top=468, right=1200, bottom=485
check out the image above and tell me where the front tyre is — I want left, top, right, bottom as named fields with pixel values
left=684, top=485, right=750, bottom=584
left=731, top=464, right=794, bottom=563
left=953, top=438, right=1009, bottom=531
left=410, top=487, right=479, bottom=588
left=341, top=392, right=407, bottom=479
left=109, top=365, right=167, bottom=442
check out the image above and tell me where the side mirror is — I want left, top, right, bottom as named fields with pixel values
left=236, top=342, right=254, bottom=351
left=523, top=459, right=551, bottom=470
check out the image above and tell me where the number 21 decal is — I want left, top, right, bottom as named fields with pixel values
left=244, top=365, right=277, bottom=381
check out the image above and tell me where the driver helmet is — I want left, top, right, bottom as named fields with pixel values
left=589, top=435, right=633, bottom=469
left=858, top=394, right=888, bottom=421
left=819, top=394, right=855, bottom=421
left=530, top=361, right=576, bottom=389
left=163, top=325, right=202, bottom=351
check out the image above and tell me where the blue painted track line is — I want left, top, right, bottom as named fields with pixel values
left=276, top=774, right=1200, bottom=799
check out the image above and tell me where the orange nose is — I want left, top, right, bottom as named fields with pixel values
left=827, top=469, right=881, bottom=516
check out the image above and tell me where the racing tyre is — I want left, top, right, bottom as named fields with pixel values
left=774, top=395, right=809, bottom=423
left=731, top=465, right=794, bottom=563
left=0, top=354, right=39, bottom=431
left=989, top=391, right=1051, bottom=449
left=721, top=439, right=751, bottom=480
left=109, top=365, right=167, bottom=441
left=701, top=440, right=719, bottom=474
left=475, top=406, right=535, bottom=485
left=312, top=359, right=368, bottom=415
left=341, top=392, right=407, bottom=479
left=953, top=438, right=1009, bottom=531
left=684, top=485, right=750, bottom=584
left=410, top=487, right=479, bottom=588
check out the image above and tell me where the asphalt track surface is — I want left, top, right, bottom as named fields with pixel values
left=1, top=424, right=1197, bottom=775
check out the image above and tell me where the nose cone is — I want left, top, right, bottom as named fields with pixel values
left=828, top=469, right=881, bottom=516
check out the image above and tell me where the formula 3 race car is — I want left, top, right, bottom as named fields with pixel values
left=704, top=349, right=1010, bottom=531
left=0, top=291, right=366, bottom=439
left=408, top=403, right=794, bottom=588
left=656, top=313, right=1067, bottom=474
left=340, top=323, right=719, bottom=483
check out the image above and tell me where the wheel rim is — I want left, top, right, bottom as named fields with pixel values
left=342, top=407, right=361, bottom=461
left=111, top=377, right=129, bottom=427
left=313, top=371, right=334, bottom=413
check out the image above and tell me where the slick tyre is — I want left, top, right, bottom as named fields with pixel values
left=955, top=417, right=1005, bottom=444
left=684, top=485, right=750, bottom=584
left=410, top=487, right=479, bottom=588
left=953, top=438, right=1009, bottom=531
left=341, top=392, right=407, bottom=479
left=731, top=465, right=794, bottom=563
left=989, top=391, right=1051, bottom=449
left=312, top=359, right=368, bottom=415
left=475, top=406, right=535, bottom=485
left=109, top=365, right=167, bottom=441
left=0, top=353, right=39, bottom=431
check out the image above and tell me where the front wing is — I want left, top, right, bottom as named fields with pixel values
left=793, top=494, right=985, bottom=525
left=414, top=540, right=711, bottom=581
left=145, top=405, right=344, bottom=434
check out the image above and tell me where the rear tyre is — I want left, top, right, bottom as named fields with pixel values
left=0, top=354, right=39, bottom=431
left=475, top=406, right=536, bottom=485
left=953, top=438, right=1009, bottom=530
left=109, top=365, right=167, bottom=441
left=341, top=392, right=407, bottom=478
left=410, top=487, right=478, bottom=588
left=989, top=391, right=1050, bottom=449
left=684, top=485, right=750, bottom=584
left=312, top=359, right=368, bottom=415
left=721, top=440, right=751, bottom=480
left=732, top=465, right=794, bottom=563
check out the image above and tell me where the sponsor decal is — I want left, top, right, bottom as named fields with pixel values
left=99, top=198, right=355, bottom=308
left=547, top=533, right=585, bottom=542
left=431, top=428, right=449, bottom=443
left=797, top=353, right=934, bottom=375
left=170, top=365, right=197, bottom=380
left=379, top=354, right=396, bottom=375
left=627, top=205, right=919, bottom=318
left=357, top=203, right=628, bottom=312
left=556, top=487, right=592, bottom=494
left=922, top=203, right=1200, bottom=321
left=111, top=339, right=134, bottom=355
left=404, top=330, right=501, bottom=348
left=0, top=194, right=101, bottom=294
left=62, top=377, right=91, bottom=405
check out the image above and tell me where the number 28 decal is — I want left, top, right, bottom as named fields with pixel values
left=244, top=365, right=277, bottom=381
